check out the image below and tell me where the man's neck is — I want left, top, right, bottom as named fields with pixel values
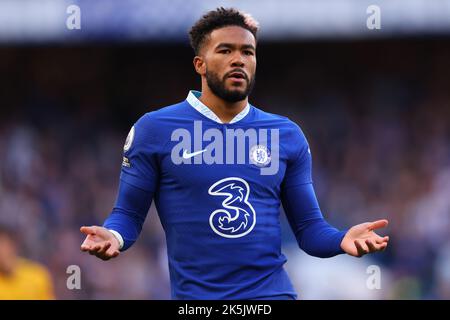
left=198, top=87, right=248, bottom=124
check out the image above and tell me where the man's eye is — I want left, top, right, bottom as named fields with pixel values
left=244, top=50, right=254, bottom=56
left=219, top=49, right=231, bottom=54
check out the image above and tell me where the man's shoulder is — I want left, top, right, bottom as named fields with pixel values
left=251, top=105, right=305, bottom=133
left=127, top=100, right=190, bottom=148
left=137, top=100, right=190, bottom=126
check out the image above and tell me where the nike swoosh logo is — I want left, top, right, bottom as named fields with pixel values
left=182, top=149, right=207, bottom=159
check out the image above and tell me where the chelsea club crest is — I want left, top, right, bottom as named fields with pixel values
left=249, top=144, right=271, bottom=167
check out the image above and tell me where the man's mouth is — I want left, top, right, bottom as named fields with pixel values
left=227, top=71, right=247, bottom=82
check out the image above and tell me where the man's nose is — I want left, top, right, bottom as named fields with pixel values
left=230, top=52, right=245, bottom=67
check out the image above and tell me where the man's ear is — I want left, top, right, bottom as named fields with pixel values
left=193, top=56, right=206, bottom=76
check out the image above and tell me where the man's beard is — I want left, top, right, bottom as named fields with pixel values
left=205, top=68, right=255, bottom=103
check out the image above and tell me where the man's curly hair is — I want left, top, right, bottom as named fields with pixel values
left=189, top=7, right=259, bottom=55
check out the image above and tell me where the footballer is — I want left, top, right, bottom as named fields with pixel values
left=80, top=8, right=389, bottom=300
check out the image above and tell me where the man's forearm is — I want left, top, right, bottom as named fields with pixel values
left=295, top=219, right=346, bottom=258
left=103, top=179, right=153, bottom=251
left=282, top=182, right=346, bottom=258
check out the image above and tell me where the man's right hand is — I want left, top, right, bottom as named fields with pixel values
left=80, top=226, right=120, bottom=261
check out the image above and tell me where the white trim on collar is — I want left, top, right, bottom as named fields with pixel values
left=186, top=90, right=250, bottom=124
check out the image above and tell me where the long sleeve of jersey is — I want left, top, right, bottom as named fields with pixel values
left=103, top=114, right=159, bottom=251
left=103, top=180, right=153, bottom=251
left=281, top=123, right=346, bottom=258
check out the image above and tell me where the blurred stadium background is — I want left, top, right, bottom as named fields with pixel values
left=0, top=0, right=450, bottom=299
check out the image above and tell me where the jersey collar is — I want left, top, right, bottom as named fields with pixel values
left=186, top=90, right=250, bottom=124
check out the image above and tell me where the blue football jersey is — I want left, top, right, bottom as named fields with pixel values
left=105, top=90, right=344, bottom=299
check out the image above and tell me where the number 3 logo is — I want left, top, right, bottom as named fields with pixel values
left=208, top=177, right=256, bottom=238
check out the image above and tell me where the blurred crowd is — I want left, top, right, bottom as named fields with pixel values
left=0, top=39, right=449, bottom=299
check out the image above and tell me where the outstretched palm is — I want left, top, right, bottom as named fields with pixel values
left=340, top=219, right=389, bottom=257
left=80, top=226, right=120, bottom=261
